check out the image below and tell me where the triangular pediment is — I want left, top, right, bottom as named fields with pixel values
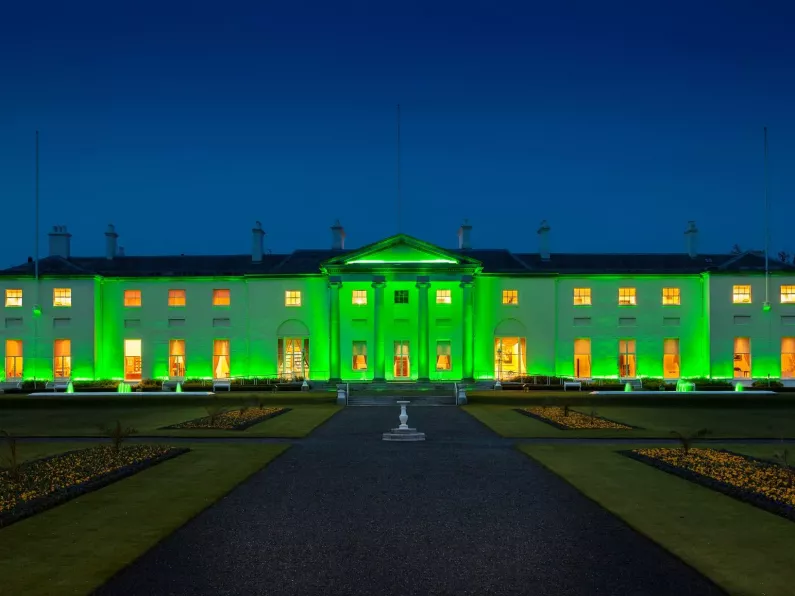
left=322, top=234, right=481, bottom=271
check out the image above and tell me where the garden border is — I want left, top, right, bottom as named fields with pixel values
left=162, top=407, right=291, bottom=431
left=1, top=446, right=190, bottom=529
left=514, top=407, right=638, bottom=430
left=622, top=448, right=795, bottom=523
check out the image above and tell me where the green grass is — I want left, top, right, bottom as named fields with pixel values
left=0, top=441, right=288, bottom=596
left=464, top=404, right=795, bottom=438
left=0, top=404, right=341, bottom=438
left=519, top=443, right=795, bottom=596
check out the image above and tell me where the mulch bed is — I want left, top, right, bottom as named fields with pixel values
left=164, top=407, right=290, bottom=431
left=1, top=445, right=188, bottom=528
left=514, top=407, right=635, bottom=430
left=623, top=447, right=795, bottom=523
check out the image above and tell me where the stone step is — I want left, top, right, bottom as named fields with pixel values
left=347, top=394, right=457, bottom=407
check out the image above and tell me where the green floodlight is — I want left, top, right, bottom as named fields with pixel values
left=32, top=304, right=42, bottom=317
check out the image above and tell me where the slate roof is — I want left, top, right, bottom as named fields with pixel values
left=0, top=250, right=790, bottom=278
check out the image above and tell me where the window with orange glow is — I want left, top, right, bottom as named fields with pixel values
left=781, top=285, right=795, bottom=304
left=213, top=339, right=231, bottom=378
left=285, top=291, right=302, bottom=307
left=5, top=339, right=23, bottom=379
left=53, top=288, right=71, bottom=307
left=733, top=285, right=751, bottom=304
left=352, top=341, right=367, bottom=370
left=436, top=290, right=451, bottom=304
left=352, top=290, right=367, bottom=306
left=124, top=290, right=141, bottom=307
left=573, top=288, right=591, bottom=305
left=168, top=289, right=186, bottom=307
left=502, top=290, right=518, bottom=305
left=5, top=289, right=22, bottom=307
left=618, top=288, right=636, bottom=305
left=436, top=340, right=451, bottom=370
left=53, top=339, right=71, bottom=378
left=662, top=288, right=680, bottom=305
left=213, top=289, right=231, bottom=306
left=169, top=339, right=186, bottom=377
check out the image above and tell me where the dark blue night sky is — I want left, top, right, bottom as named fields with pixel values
left=2, top=0, right=794, bottom=266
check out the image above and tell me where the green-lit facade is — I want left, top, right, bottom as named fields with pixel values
left=3, top=224, right=795, bottom=385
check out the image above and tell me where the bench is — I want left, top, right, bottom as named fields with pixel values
left=45, top=378, right=71, bottom=392
left=212, top=378, right=232, bottom=391
left=563, top=381, right=582, bottom=391
left=0, top=380, right=22, bottom=393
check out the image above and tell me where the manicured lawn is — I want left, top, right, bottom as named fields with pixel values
left=0, top=404, right=341, bottom=438
left=464, top=404, right=795, bottom=438
left=0, top=441, right=288, bottom=596
left=520, top=442, right=795, bottom=596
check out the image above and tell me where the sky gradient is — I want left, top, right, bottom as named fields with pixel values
left=2, top=0, right=794, bottom=267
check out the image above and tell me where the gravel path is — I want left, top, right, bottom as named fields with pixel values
left=95, top=407, right=724, bottom=596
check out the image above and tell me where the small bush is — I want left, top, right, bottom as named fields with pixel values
left=752, top=380, right=784, bottom=388
left=99, top=421, right=138, bottom=452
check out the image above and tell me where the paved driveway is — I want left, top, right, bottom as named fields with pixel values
left=96, top=407, right=724, bottom=596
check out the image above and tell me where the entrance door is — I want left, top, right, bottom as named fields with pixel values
left=279, top=337, right=309, bottom=380
left=124, top=339, right=142, bottom=381
left=394, top=341, right=410, bottom=378
left=494, top=337, right=526, bottom=380
left=618, top=339, right=636, bottom=378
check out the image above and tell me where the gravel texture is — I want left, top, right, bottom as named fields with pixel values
left=96, top=407, right=724, bottom=596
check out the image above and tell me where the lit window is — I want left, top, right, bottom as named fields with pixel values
left=663, top=338, right=680, bottom=378
left=573, top=288, right=591, bottom=306
left=5, top=289, right=22, bottom=307
left=574, top=339, right=591, bottom=378
left=733, top=285, right=751, bottom=304
left=782, top=337, right=795, bottom=379
left=213, top=339, right=231, bottom=378
left=213, top=289, right=231, bottom=306
left=734, top=337, right=751, bottom=378
left=169, top=339, right=186, bottom=377
left=352, top=341, right=367, bottom=370
left=124, top=290, right=141, bottom=307
left=662, top=288, right=681, bottom=305
left=5, top=339, right=23, bottom=379
left=168, top=289, right=186, bottom=307
left=436, top=289, right=451, bottom=304
left=394, top=290, right=409, bottom=304
left=618, top=288, right=636, bottom=306
left=53, top=339, right=71, bottom=378
left=285, top=290, right=302, bottom=307
left=618, top=339, right=637, bottom=377
left=436, top=340, right=451, bottom=371
left=352, top=290, right=367, bottom=306
left=53, top=288, right=72, bottom=307
left=781, top=285, right=795, bottom=304
left=502, top=290, right=518, bottom=305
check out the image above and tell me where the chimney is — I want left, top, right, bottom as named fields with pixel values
left=458, top=219, right=472, bottom=250
left=331, top=220, right=345, bottom=250
left=538, top=220, right=551, bottom=260
left=48, top=225, right=72, bottom=258
left=252, top=221, right=265, bottom=262
left=685, top=220, right=698, bottom=258
left=105, top=224, right=118, bottom=259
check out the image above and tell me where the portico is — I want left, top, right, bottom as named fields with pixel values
left=321, top=234, right=481, bottom=384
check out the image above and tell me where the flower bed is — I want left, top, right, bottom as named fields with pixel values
left=165, top=406, right=289, bottom=430
left=516, top=407, right=633, bottom=430
left=1, top=444, right=188, bottom=528
left=625, top=447, right=795, bottom=522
